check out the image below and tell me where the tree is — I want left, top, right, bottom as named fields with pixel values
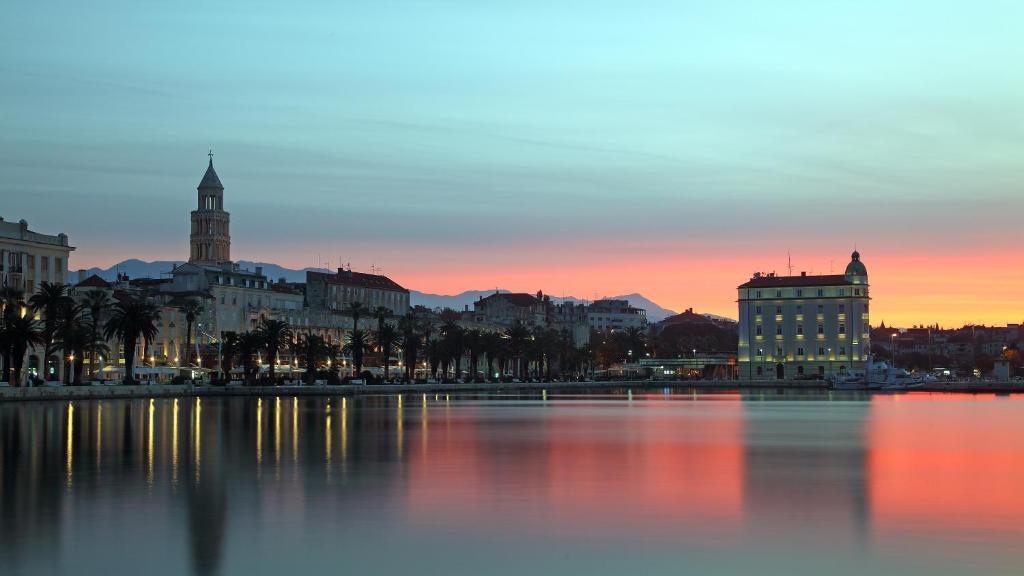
left=235, top=331, right=264, bottom=384
left=104, top=297, right=161, bottom=385
left=481, top=331, right=505, bottom=381
left=374, top=324, right=399, bottom=380
left=345, top=329, right=370, bottom=377
left=57, top=307, right=93, bottom=385
left=28, top=282, right=74, bottom=380
left=296, top=334, right=330, bottom=384
left=623, top=327, right=648, bottom=362
left=219, top=332, right=239, bottom=381
left=505, top=325, right=530, bottom=379
left=80, top=289, right=112, bottom=379
left=345, top=301, right=370, bottom=332
left=256, top=319, right=292, bottom=382
left=422, top=338, right=443, bottom=380
left=372, top=306, right=391, bottom=335
left=397, top=312, right=421, bottom=381
left=1, top=286, right=26, bottom=383
left=440, top=321, right=464, bottom=380
left=2, top=314, right=42, bottom=386
left=463, top=329, right=483, bottom=382
left=178, top=298, right=203, bottom=366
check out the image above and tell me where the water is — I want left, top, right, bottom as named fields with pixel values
left=2, top=390, right=1023, bottom=576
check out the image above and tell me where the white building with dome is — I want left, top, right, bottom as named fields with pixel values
left=737, top=251, right=871, bottom=380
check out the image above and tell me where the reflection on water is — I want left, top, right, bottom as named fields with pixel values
left=2, top=391, right=1024, bottom=575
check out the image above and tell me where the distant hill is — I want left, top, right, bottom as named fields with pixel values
left=75, top=260, right=709, bottom=322
left=78, top=259, right=327, bottom=283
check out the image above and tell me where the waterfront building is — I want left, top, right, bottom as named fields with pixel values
left=306, top=268, right=411, bottom=317
left=737, top=251, right=871, bottom=379
left=471, top=291, right=548, bottom=328
left=0, top=217, right=74, bottom=295
left=587, top=299, right=647, bottom=332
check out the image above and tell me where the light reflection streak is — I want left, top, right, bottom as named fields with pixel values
left=292, top=396, right=298, bottom=465
left=147, top=398, right=155, bottom=487
left=325, top=402, right=332, bottom=479
left=172, top=398, right=179, bottom=485
left=256, top=397, right=263, bottom=477
left=275, top=397, right=281, bottom=476
left=396, top=395, right=404, bottom=459
left=65, top=401, right=74, bottom=487
left=341, top=397, right=348, bottom=465
left=421, top=394, right=428, bottom=456
left=96, top=401, right=102, bottom=470
left=194, top=398, right=202, bottom=483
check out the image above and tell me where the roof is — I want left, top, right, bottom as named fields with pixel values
left=75, top=274, right=111, bottom=289
left=308, top=270, right=408, bottom=292
left=738, top=274, right=852, bottom=289
left=477, top=292, right=541, bottom=307
left=845, top=250, right=867, bottom=276
left=198, top=158, right=223, bottom=190
left=662, top=308, right=714, bottom=326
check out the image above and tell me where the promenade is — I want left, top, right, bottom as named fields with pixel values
left=1, top=379, right=1021, bottom=402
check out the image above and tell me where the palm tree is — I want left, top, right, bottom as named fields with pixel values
left=397, top=312, right=421, bottom=381
left=296, top=334, right=329, bottom=384
left=345, top=301, right=370, bottom=332
left=624, top=326, right=648, bottom=363
left=80, top=289, right=111, bottom=379
left=439, top=321, right=464, bottom=380
left=178, top=298, right=203, bottom=367
left=422, top=338, right=443, bottom=380
left=374, top=324, right=399, bottom=380
left=1, top=286, right=26, bottom=383
left=3, top=314, right=42, bottom=386
left=235, top=331, right=264, bottom=384
left=505, top=324, right=530, bottom=379
left=345, top=329, right=370, bottom=377
left=219, top=332, right=239, bottom=381
left=372, top=306, right=391, bottom=335
left=104, top=297, right=161, bottom=385
left=481, top=331, right=504, bottom=382
left=463, top=329, right=483, bottom=382
left=29, top=282, right=74, bottom=380
left=255, top=319, right=291, bottom=382
left=57, top=308, right=92, bottom=385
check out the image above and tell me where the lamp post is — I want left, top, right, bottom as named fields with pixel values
left=828, top=347, right=832, bottom=379
left=891, top=333, right=897, bottom=367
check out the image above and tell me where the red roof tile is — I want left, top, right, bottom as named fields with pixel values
left=75, top=274, right=111, bottom=288
left=307, top=270, right=407, bottom=292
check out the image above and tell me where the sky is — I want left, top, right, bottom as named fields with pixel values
left=2, top=0, right=1022, bottom=327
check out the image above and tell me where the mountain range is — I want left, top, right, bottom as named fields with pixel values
left=76, top=259, right=724, bottom=322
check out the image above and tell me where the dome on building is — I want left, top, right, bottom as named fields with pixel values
left=844, top=250, right=867, bottom=277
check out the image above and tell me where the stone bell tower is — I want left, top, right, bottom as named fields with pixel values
left=189, top=152, right=231, bottom=265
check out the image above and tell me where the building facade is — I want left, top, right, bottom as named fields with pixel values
left=306, top=269, right=410, bottom=316
left=738, top=251, right=870, bottom=379
left=587, top=299, right=647, bottom=332
left=0, top=217, right=74, bottom=295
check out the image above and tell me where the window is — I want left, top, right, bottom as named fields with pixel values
left=796, top=290, right=803, bottom=297
left=840, top=346, right=847, bottom=356
left=41, top=256, right=49, bottom=271
left=797, top=347, right=804, bottom=356
left=776, top=346, right=783, bottom=357
left=839, top=324, right=846, bottom=334
left=757, top=348, right=764, bottom=357
left=864, top=303, right=869, bottom=313
left=796, top=305, right=803, bottom=314
left=776, top=325, right=783, bottom=336
left=797, top=324, right=803, bottom=335
left=775, top=290, right=782, bottom=298
left=818, top=347, right=825, bottom=356
left=817, top=289, right=824, bottom=297
left=854, top=288, right=861, bottom=296
left=755, top=325, right=762, bottom=336
left=817, top=304, right=824, bottom=314
left=817, top=324, right=824, bottom=335
left=839, top=289, right=846, bottom=296
left=775, top=306, right=782, bottom=314
left=756, top=291, right=762, bottom=298
left=797, top=365, right=805, bottom=375
left=839, top=304, right=845, bottom=313
left=757, top=366, right=763, bottom=376
left=26, top=255, right=34, bottom=271
left=755, top=305, right=762, bottom=314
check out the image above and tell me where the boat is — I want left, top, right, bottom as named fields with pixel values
left=866, top=357, right=925, bottom=390
left=828, top=371, right=868, bottom=390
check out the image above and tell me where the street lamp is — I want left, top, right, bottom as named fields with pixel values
left=891, top=333, right=897, bottom=366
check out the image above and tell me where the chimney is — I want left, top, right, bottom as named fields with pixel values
left=801, top=271, right=807, bottom=277
left=77, top=269, right=86, bottom=283
left=255, top=266, right=263, bottom=277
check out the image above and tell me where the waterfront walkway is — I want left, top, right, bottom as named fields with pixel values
left=1, top=378, right=1022, bottom=402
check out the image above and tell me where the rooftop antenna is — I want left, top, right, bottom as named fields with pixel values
left=830, top=260, right=834, bottom=274
left=787, top=251, right=793, bottom=276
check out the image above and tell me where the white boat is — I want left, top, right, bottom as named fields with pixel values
left=828, top=371, right=867, bottom=390
left=867, top=357, right=925, bottom=390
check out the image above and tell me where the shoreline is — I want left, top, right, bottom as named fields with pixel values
left=1, top=379, right=1022, bottom=402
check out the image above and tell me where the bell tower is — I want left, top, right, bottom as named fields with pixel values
left=189, top=152, right=231, bottom=265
